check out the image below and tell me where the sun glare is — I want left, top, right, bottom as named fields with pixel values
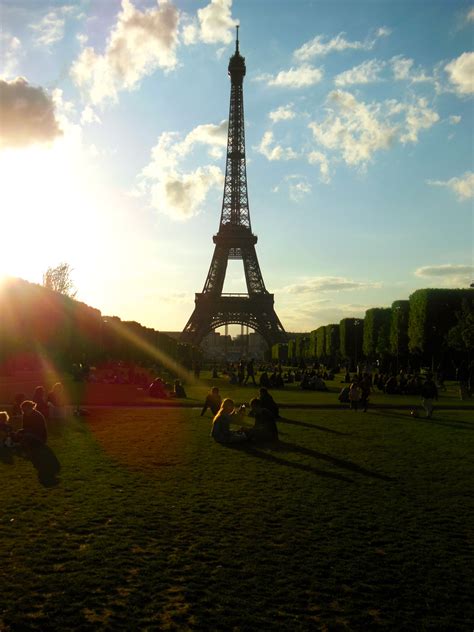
left=0, top=138, right=105, bottom=286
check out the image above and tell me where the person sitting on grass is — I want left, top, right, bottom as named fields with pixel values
left=201, top=386, right=222, bottom=417
left=211, top=399, right=247, bottom=444
left=148, top=377, right=168, bottom=399
left=349, top=382, right=362, bottom=411
left=47, top=382, right=66, bottom=419
left=0, top=411, right=14, bottom=447
left=18, top=401, right=47, bottom=446
left=259, top=387, right=279, bottom=419
left=338, top=385, right=350, bottom=404
left=33, top=386, right=49, bottom=418
left=246, top=398, right=278, bottom=443
left=173, top=379, right=187, bottom=398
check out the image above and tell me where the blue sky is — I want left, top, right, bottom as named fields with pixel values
left=1, top=0, right=472, bottom=333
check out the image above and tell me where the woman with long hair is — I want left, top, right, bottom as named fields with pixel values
left=211, top=398, right=247, bottom=444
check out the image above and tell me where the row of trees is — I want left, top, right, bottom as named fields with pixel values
left=273, top=289, right=474, bottom=374
left=0, top=277, right=200, bottom=374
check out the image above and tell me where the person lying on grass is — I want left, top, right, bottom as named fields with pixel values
left=211, top=398, right=247, bottom=444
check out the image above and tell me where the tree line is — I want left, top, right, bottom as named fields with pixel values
left=0, top=277, right=200, bottom=374
left=273, top=289, right=474, bottom=375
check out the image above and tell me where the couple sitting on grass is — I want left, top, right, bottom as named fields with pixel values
left=211, top=397, right=278, bottom=445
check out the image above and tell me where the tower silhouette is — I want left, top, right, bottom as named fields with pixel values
left=181, top=28, right=287, bottom=348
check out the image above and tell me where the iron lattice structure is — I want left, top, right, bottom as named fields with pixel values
left=181, top=29, right=287, bottom=348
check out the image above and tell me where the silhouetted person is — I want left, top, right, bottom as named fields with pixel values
left=421, top=375, right=438, bottom=418
left=19, top=401, right=47, bottom=445
left=173, top=380, right=186, bottom=398
left=148, top=378, right=168, bottom=398
left=33, top=386, right=49, bottom=419
left=259, top=371, right=271, bottom=388
left=247, top=398, right=278, bottom=443
left=244, top=359, right=256, bottom=385
left=259, top=388, right=279, bottom=419
left=201, top=387, right=222, bottom=417
left=211, top=399, right=247, bottom=443
left=349, top=382, right=362, bottom=411
left=48, top=382, right=66, bottom=418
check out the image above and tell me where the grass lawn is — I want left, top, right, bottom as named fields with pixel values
left=1, top=406, right=473, bottom=630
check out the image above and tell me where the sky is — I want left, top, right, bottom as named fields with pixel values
left=0, top=0, right=473, bottom=335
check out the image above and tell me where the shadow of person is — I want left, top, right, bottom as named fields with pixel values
left=24, top=442, right=61, bottom=487
left=222, top=442, right=354, bottom=483
left=279, top=416, right=349, bottom=435
left=275, top=441, right=394, bottom=482
left=0, top=446, right=14, bottom=465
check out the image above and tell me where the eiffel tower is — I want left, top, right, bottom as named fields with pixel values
left=181, top=27, right=287, bottom=349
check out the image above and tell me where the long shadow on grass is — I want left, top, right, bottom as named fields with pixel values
left=2, top=443, right=61, bottom=487
left=26, top=443, right=61, bottom=487
left=224, top=443, right=354, bottom=483
left=279, top=416, right=349, bottom=435
left=381, top=410, right=474, bottom=430
left=275, top=441, right=394, bottom=482
left=0, top=446, right=14, bottom=465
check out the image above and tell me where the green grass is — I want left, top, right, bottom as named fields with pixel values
left=1, top=406, right=473, bottom=630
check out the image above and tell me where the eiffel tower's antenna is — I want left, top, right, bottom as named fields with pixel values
left=236, top=24, right=239, bottom=53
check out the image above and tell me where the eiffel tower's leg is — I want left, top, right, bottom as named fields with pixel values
left=241, top=245, right=266, bottom=294
left=202, top=244, right=229, bottom=294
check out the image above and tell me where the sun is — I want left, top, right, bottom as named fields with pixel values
left=0, top=138, right=104, bottom=285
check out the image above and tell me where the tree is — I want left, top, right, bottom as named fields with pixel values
left=390, top=300, right=409, bottom=359
left=447, top=299, right=474, bottom=354
left=43, top=263, right=77, bottom=298
left=408, top=289, right=473, bottom=365
left=363, top=308, right=391, bottom=360
left=339, top=318, right=364, bottom=368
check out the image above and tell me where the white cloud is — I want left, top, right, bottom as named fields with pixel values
left=426, top=171, right=474, bottom=201
left=396, top=98, right=440, bottom=144
left=80, top=105, right=101, bottom=125
left=466, top=7, right=474, bottom=22
left=0, top=33, right=22, bottom=78
left=390, top=55, right=433, bottom=84
left=294, top=27, right=390, bottom=62
left=334, top=59, right=385, bottom=86
left=449, top=115, right=461, bottom=125
left=71, top=0, right=179, bottom=106
left=178, top=120, right=228, bottom=158
left=273, top=174, right=312, bottom=201
left=415, top=263, right=473, bottom=288
left=256, top=130, right=297, bottom=161
left=289, top=179, right=311, bottom=202
left=0, top=77, right=62, bottom=148
left=308, top=91, right=438, bottom=168
left=139, top=123, right=226, bottom=220
left=196, top=0, right=237, bottom=44
left=30, top=9, right=67, bottom=47
left=269, top=104, right=296, bottom=123
left=445, top=52, right=474, bottom=95
left=280, top=276, right=381, bottom=293
left=256, top=65, right=323, bottom=88
left=308, top=150, right=330, bottom=183
left=309, top=90, right=396, bottom=166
